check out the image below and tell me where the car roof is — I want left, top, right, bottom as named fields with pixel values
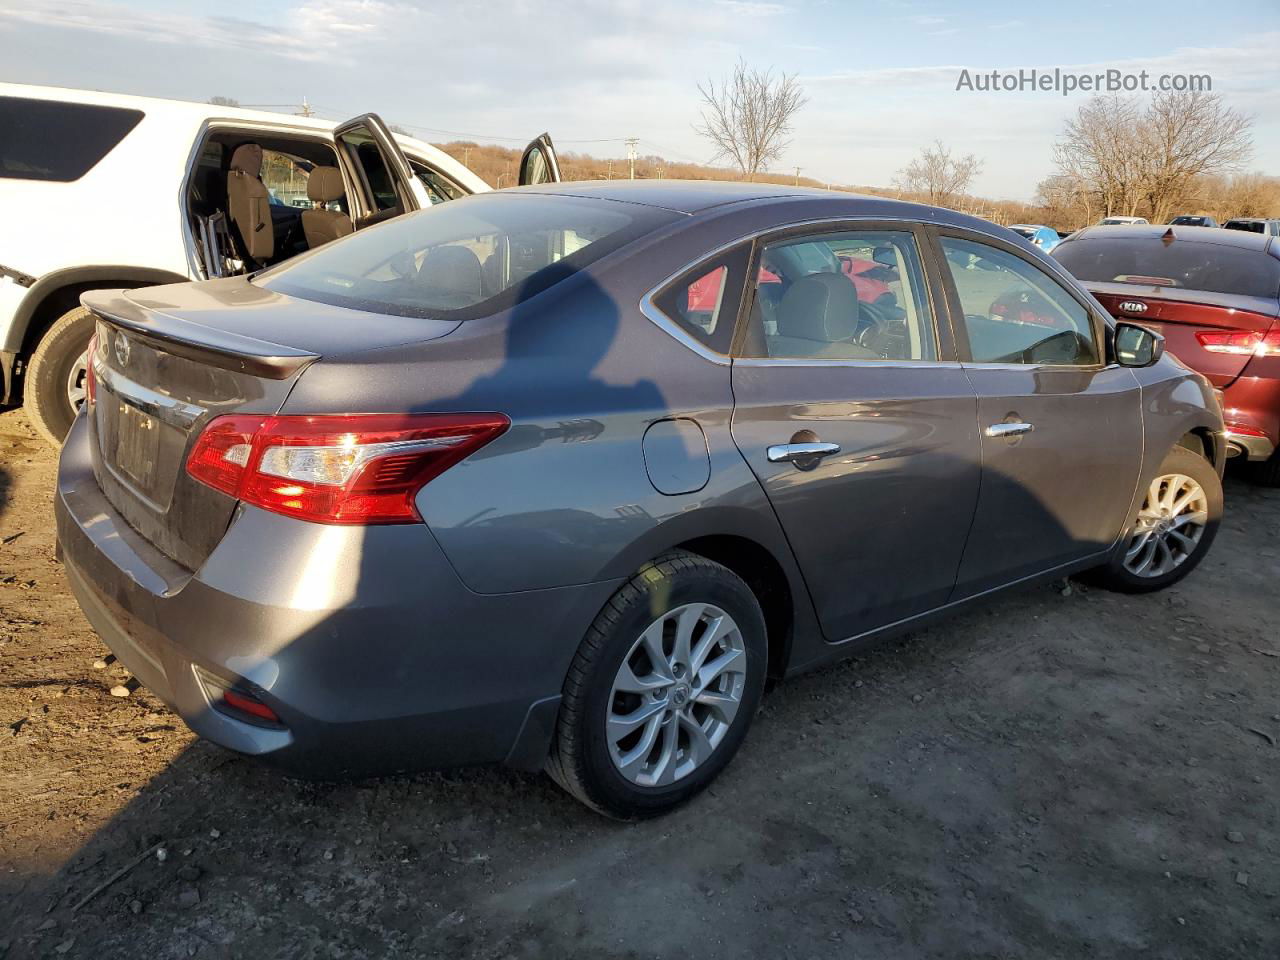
left=1063, top=223, right=1277, bottom=253
left=512, top=179, right=1009, bottom=231
left=1009, top=224, right=1051, bottom=231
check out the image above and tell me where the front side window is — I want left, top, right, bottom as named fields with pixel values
left=740, top=229, right=936, bottom=361
left=259, top=192, right=677, bottom=319
left=0, top=97, right=143, bottom=182
left=941, top=236, right=1098, bottom=366
left=338, top=126, right=399, bottom=212
left=409, top=160, right=466, bottom=205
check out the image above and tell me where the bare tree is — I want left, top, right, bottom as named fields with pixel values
left=695, top=60, right=807, bottom=180
left=1135, top=90, right=1252, bottom=224
left=893, top=140, right=983, bottom=208
left=208, top=96, right=240, bottom=107
left=1052, top=91, right=1252, bottom=222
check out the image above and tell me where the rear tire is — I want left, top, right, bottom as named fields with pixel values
left=25, top=306, right=94, bottom=447
left=546, top=551, right=767, bottom=819
left=1088, top=445, right=1222, bottom=593
left=1247, top=450, right=1280, bottom=487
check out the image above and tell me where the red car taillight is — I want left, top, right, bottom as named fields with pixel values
left=186, top=412, right=509, bottom=525
left=1196, top=328, right=1280, bottom=356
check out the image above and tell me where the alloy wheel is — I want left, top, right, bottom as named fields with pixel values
left=65, top=349, right=88, bottom=413
left=1123, top=472, right=1208, bottom=578
left=606, top=602, right=747, bottom=787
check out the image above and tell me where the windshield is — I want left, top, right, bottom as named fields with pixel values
left=259, top=193, right=676, bottom=319
left=1054, top=237, right=1280, bottom=299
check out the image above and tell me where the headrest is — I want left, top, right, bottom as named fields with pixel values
left=418, top=245, right=483, bottom=298
left=777, top=273, right=860, bottom=343
left=229, top=143, right=263, bottom=176
left=307, top=166, right=345, bottom=202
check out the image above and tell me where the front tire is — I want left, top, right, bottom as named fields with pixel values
left=546, top=552, right=767, bottom=819
left=1089, top=445, right=1222, bottom=593
left=25, top=306, right=94, bottom=447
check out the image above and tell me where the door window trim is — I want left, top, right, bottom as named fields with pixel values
left=927, top=224, right=1112, bottom=370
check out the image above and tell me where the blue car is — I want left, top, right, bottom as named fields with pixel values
left=1009, top=223, right=1061, bottom=254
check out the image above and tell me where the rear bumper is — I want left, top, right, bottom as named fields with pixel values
left=55, top=413, right=620, bottom=776
left=1221, top=364, right=1280, bottom=461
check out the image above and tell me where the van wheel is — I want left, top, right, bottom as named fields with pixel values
left=1088, top=445, right=1222, bottom=593
left=546, top=552, right=767, bottom=819
left=25, top=306, right=94, bottom=447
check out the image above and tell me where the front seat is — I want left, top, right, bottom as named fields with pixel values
left=301, top=166, right=353, bottom=249
left=771, top=273, right=877, bottom=360
left=226, top=143, right=274, bottom=266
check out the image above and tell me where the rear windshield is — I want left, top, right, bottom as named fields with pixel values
left=259, top=193, right=676, bottom=319
left=0, top=97, right=144, bottom=182
left=1054, top=238, right=1280, bottom=299
left=1224, top=220, right=1266, bottom=233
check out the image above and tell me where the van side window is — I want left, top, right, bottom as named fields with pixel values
left=0, top=97, right=143, bottom=182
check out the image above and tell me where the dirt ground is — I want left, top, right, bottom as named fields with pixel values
left=0, top=404, right=1277, bottom=960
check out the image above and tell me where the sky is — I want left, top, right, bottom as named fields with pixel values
left=1, top=0, right=1277, bottom=201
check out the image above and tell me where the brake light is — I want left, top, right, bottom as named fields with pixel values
left=1196, top=328, right=1280, bottom=356
left=84, top=333, right=98, bottom=406
left=186, top=412, right=509, bottom=524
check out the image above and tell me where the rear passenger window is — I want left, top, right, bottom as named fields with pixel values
left=0, top=97, right=143, bottom=182
left=941, top=236, right=1099, bottom=366
left=652, top=247, right=749, bottom=355
left=740, top=229, right=936, bottom=361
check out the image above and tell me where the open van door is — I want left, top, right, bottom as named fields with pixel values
left=519, top=133, right=561, bottom=185
left=333, top=113, right=428, bottom=226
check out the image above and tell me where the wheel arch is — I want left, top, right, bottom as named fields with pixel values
left=3, top=265, right=189, bottom=403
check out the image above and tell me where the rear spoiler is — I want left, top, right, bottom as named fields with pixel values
left=82, top=290, right=318, bottom=380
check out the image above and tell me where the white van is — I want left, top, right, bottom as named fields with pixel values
left=0, top=84, right=560, bottom=444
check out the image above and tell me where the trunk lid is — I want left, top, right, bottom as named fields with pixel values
left=1085, top=282, right=1279, bottom=387
left=83, top=278, right=460, bottom=571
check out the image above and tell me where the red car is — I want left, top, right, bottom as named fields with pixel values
left=685, top=256, right=892, bottom=314
left=1054, top=225, right=1280, bottom=483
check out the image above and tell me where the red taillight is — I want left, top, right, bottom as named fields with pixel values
left=220, top=689, right=281, bottom=724
left=186, top=412, right=509, bottom=525
left=1196, top=328, right=1280, bottom=356
left=84, top=333, right=98, bottom=406
left=1225, top=422, right=1268, bottom=439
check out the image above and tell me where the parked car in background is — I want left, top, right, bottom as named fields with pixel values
left=0, top=84, right=561, bottom=446
left=1223, top=218, right=1280, bottom=236
left=1054, top=224, right=1280, bottom=483
left=1099, top=216, right=1149, bottom=225
left=1169, top=215, right=1219, bottom=228
left=57, top=182, right=1224, bottom=818
left=1008, top=224, right=1061, bottom=253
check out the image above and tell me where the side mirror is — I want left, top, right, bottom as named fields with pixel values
left=1114, top=321, right=1165, bottom=367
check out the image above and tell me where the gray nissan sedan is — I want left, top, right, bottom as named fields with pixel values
left=56, top=182, right=1225, bottom=818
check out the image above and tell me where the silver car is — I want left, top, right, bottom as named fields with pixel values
left=56, top=182, right=1225, bottom=818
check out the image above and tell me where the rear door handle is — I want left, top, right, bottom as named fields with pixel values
left=767, top=441, right=841, bottom=464
left=985, top=422, right=1034, bottom=439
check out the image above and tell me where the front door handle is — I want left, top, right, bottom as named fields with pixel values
left=767, top=441, right=842, bottom=464
left=985, top=422, right=1034, bottom=439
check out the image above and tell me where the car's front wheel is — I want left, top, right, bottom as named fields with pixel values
left=25, top=305, right=95, bottom=447
left=1089, top=445, right=1222, bottom=593
left=546, top=552, right=767, bottom=819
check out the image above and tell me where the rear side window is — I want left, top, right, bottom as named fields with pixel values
left=0, top=97, right=143, bottom=182
left=651, top=245, right=750, bottom=355
left=260, top=192, right=677, bottom=319
left=1054, top=237, right=1280, bottom=298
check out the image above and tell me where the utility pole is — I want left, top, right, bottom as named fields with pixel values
left=296, top=97, right=314, bottom=118
left=626, top=138, right=638, bottom=181
left=606, top=159, right=613, bottom=180
left=463, top=146, right=471, bottom=167
left=794, top=166, right=802, bottom=186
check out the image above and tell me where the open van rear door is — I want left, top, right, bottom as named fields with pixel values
left=333, top=113, right=428, bottom=226
left=519, top=133, right=561, bottom=185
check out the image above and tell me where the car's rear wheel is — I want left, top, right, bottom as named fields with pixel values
left=1089, top=445, right=1222, bottom=593
left=25, top=306, right=94, bottom=447
left=546, top=551, right=767, bottom=819
left=1247, top=450, right=1280, bottom=487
